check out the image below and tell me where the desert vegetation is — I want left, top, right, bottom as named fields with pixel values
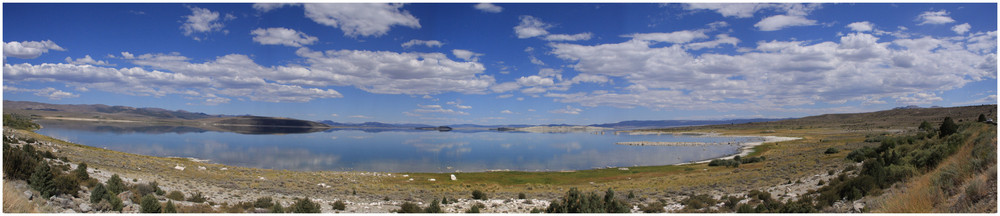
left=3, top=105, right=994, bottom=213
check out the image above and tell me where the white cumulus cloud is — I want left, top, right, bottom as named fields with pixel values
left=755, top=15, right=817, bottom=31
left=514, top=15, right=551, bottom=39
left=544, top=33, right=592, bottom=41
left=4, top=86, right=79, bottom=100
left=301, top=3, right=420, bottom=37
left=626, top=31, right=708, bottom=44
left=180, top=6, right=231, bottom=41
left=452, top=49, right=483, bottom=61
left=3, top=40, right=65, bottom=59
left=917, top=10, right=955, bottom=25
left=251, top=27, right=318, bottom=47
left=401, top=39, right=444, bottom=48
left=65, top=55, right=113, bottom=66
left=846, top=21, right=874, bottom=32
left=474, top=3, right=502, bottom=13
left=547, top=29, right=997, bottom=112
left=952, top=23, right=971, bottom=35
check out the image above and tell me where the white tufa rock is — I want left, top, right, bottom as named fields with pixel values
left=220, top=167, right=228, bottom=171
left=402, top=174, right=409, bottom=177
left=450, top=174, right=457, bottom=181
left=174, top=165, right=185, bottom=171
left=259, top=176, right=266, bottom=180
left=428, top=178, right=436, bottom=181
left=408, top=178, right=414, bottom=181
left=198, top=166, right=207, bottom=170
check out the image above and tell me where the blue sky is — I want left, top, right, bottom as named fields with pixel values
left=3, top=3, right=997, bottom=125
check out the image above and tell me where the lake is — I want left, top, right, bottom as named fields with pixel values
left=34, top=121, right=750, bottom=173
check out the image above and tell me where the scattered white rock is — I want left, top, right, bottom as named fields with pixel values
left=450, top=174, right=457, bottom=181
left=618, top=167, right=629, bottom=171
left=402, top=175, right=409, bottom=177
left=174, top=165, right=185, bottom=171
left=259, top=176, right=266, bottom=180
left=408, top=178, right=414, bottom=181
left=220, top=167, right=228, bottom=171
left=198, top=166, right=207, bottom=170
left=79, top=203, right=92, bottom=212
left=428, top=178, right=436, bottom=182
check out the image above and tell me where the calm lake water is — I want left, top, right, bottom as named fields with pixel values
left=35, top=121, right=749, bottom=173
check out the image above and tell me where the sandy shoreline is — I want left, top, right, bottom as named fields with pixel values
left=674, top=135, right=802, bottom=165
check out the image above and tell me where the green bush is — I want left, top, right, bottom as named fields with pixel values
left=465, top=203, right=484, bottom=213
left=164, top=200, right=178, bottom=213
left=681, top=194, right=717, bottom=210
left=824, top=148, right=839, bottom=154
left=106, top=174, right=126, bottom=196
left=3, top=113, right=40, bottom=130
left=187, top=192, right=206, bottom=203
left=472, top=189, right=487, bottom=200
left=546, top=187, right=629, bottom=213
left=708, top=159, right=739, bottom=168
left=271, top=200, right=285, bottom=213
left=919, top=121, right=935, bottom=131
left=397, top=202, right=423, bottom=213
left=133, top=183, right=157, bottom=198
left=424, top=199, right=441, bottom=213
left=518, top=192, right=526, bottom=199
left=73, top=163, right=90, bottom=182
left=290, top=197, right=321, bottom=213
left=3, top=144, right=41, bottom=181
left=53, top=174, right=81, bottom=197
left=332, top=200, right=346, bottom=211
left=166, top=191, right=185, bottom=201
left=90, top=183, right=109, bottom=203
left=140, top=194, right=162, bottom=213
left=110, top=195, right=124, bottom=212
left=29, top=163, right=56, bottom=198
left=254, top=196, right=274, bottom=208
left=846, top=147, right=876, bottom=162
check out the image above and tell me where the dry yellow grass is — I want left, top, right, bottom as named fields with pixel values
left=3, top=181, right=38, bottom=213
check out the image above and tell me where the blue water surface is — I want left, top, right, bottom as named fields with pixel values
left=35, top=122, right=749, bottom=173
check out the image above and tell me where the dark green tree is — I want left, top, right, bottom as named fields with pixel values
left=271, top=200, right=285, bottom=213
left=398, top=202, right=423, bottom=213
left=106, top=174, right=126, bottom=196
left=290, top=197, right=321, bottom=213
left=465, top=204, right=481, bottom=213
left=28, top=163, right=55, bottom=198
left=164, top=200, right=177, bottom=213
left=53, top=174, right=81, bottom=197
left=978, top=114, right=988, bottom=122
left=472, top=189, right=487, bottom=200
left=332, top=200, right=346, bottom=211
left=255, top=197, right=274, bottom=209
left=424, top=199, right=442, bottom=213
left=940, top=117, right=958, bottom=137
left=90, top=183, right=108, bottom=203
left=3, top=144, right=40, bottom=181
left=109, top=195, right=125, bottom=212
left=140, top=194, right=162, bottom=213
left=74, top=162, right=90, bottom=181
